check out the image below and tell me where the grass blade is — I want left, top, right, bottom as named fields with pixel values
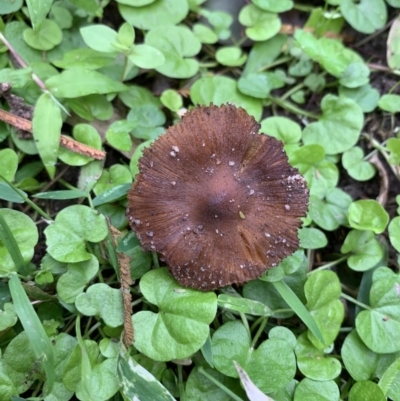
left=272, top=280, right=325, bottom=345
left=92, top=183, right=131, bottom=206
left=0, top=214, right=55, bottom=392
left=33, top=189, right=88, bottom=200
left=9, top=275, right=55, bottom=393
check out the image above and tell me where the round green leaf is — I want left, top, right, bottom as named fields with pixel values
left=308, top=189, right=352, bottom=231
left=237, top=71, right=285, bottom=99
left=378, top=94, right=400, bottom=113
left=341, top=330, right=379, bottom=381
left=294, top=378, right=340, bottom=401
left=192, top=23, right=218, bottom=44
left=349, top=380, right=386, bottom=401
left=186, top=367, right=244, bottom=401
left=23, top=19, right=62, bottom=51
left=260, top=249, right=306, bottom=282
left=290, top=144, right=338, bottom=197
left=2, top=331, right=39, bottom=393
left=58, top=124, right=102, bottom=166
left=340, top=0, right=387, bottom=34
left=0, top=0, right=23, bottom=14
left=389, top=216, right=400, bottom=252
left=56, top=255, right=99, bottom=304
left=260, top=116, right=302, bottom=145
left=202, top=9, right=233, bottom=40
left=269, top=326, right=297, bottom=348
left=93, top=164, right=132, bottom=196
left=50, top=4, right=73, bottom=30
left=120, top=85, right=166, bottom=140
left=252, top=0, right=293, bottom=12
left=356, top=268, right=400, bottom=353
left=211, top=320, right=296, bottom=392
left=133, top=268, right=217, bottom=361
left=160, top=89, right=183, bottom=112
left=340, top=230, right=384, bottom=271
left=302, top=94, right=363, bottom=155
left=246, top=337, right=296, bottom=394
left=295, top=30, right=364, bottom=79
left=190, top=76, right=262, bottom=121
left=339, top=84, right=380, bottom=113
left=105, top=120, right=136, bottom=152
left=387, top=138, right=400, bottom=165
left=348, top=200, right=389, bottom=234
left=76, top=357, right=119, bottom=400
left=145, top=25, right=200, bottom=78
left=118, top=0, right=189, bottom=30
left=0, top=148, right=18, bottom=181
left=80, top=24, right=119, bottom=53
left=128, top=44, right=165, bottom=69
left=211, top=320, right=250, bottom=377
left=0, top=209, right=38, bottom=276
left=298, top=227, right=327, bottom=249
left=305, top=270, right=344, bottom=348
left=238, top=4, right=281, bottom=41
left=0, top=303, right=17, bottom=331
left=342, top=147, right=376, bottom=181
left=76, top=283, right=124, bottom=327
left=295, top=332, right=341, bottom=381
left=215, top=46, right=247, bottom=67
left=387, top=13, right=400, bottom=69
left=130, top=140, right=153, bottom=177
left=339, top=62, right=370, bottom=88
left=44, top=205, right=108, bottom=263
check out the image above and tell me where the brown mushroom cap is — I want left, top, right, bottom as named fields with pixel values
left=127, top=104, right=309, bottom=291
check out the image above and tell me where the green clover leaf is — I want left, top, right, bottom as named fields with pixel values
left=302, top=94, right=363, bottom=155
left=211, top=321, right=296, bottom=393
left=356, top=267, right=400, bottom=353
left=75, top=283, right=124, bottom=327
left=44, top=205, right=108, bottom=263
left=133, top=268, right=217, bottom=361
left=0, top=209, right=38, bottom=276
left=305, top=270, right=344, bottom=348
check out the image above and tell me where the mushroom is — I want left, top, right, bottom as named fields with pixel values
left=127, top=104, right=309, bottom=291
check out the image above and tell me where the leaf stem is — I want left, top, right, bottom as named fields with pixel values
left=257, top=56, right=292, bottom=73
left=177, top=364, right=185, bottom=401
left=0, top=175, right=52, bottom=221
left=198, top=62, right=218, bottom=68
left=340, top=292, right=372, bottom=311
left=239, top=312, right=251, bottom=339
left=152, top=252, right=160, bottom=269
left=250, top=317, right=267, bottom=349
left=307, top=255, right=349, bottom=275
left=269, top=96, right=320, bottom=119
left=281, top=82, right=306, bottom=101
left=198, top=367, right=245, bottom=401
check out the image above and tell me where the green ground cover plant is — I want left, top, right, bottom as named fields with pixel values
left=1, top=0, right=400, bottom=400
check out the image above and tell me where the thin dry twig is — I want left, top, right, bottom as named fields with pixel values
left=107, top=220, right=134, bottom=347
left=0, top=105, right=106, bottom=160
left=369, top=153, right=389, bottom=207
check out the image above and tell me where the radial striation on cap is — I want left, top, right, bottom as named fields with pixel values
left=127, top=104, right=309, bottom=291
